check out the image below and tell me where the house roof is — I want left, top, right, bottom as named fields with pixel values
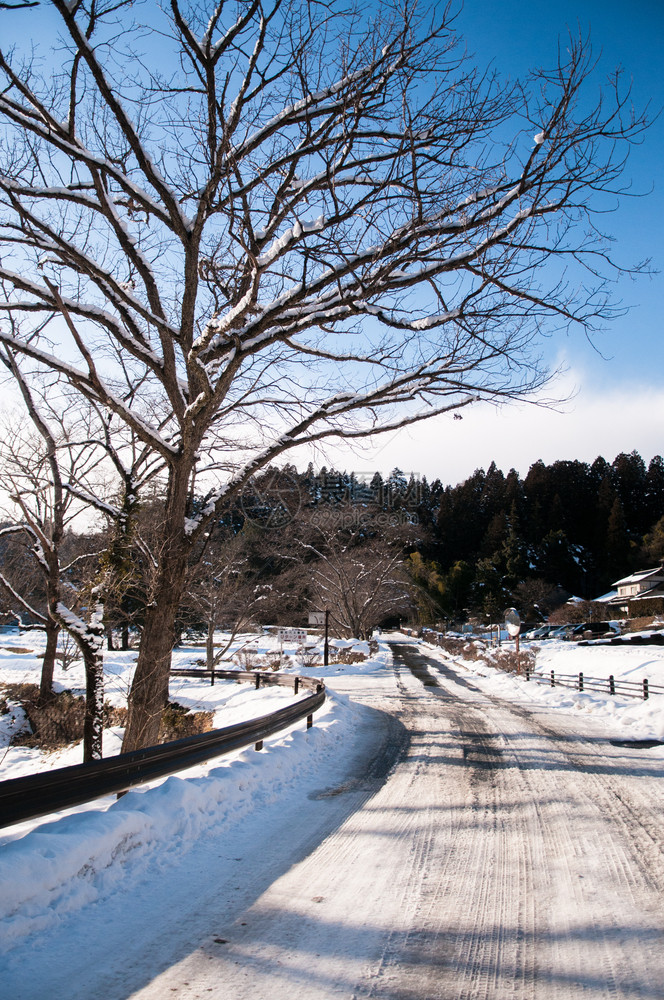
left=612, top=566, right=664, bottom=587
left=629, top=585, right=664, bottom=603
left=594, top=589, right=618, bottom=603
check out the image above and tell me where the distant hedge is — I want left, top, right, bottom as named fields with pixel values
left=628, top=597, right=664, bottom=617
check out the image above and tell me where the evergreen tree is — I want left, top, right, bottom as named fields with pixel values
left=605, top=497, right=632, bottom=581
left=645, top=456, right=664, bottom=529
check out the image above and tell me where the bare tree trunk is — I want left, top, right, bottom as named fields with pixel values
left=83, top=642, right=104, bottom=761
left=206, top=616, right=215, bottom=673
left=39, top=619, right=59, bottom=704
left=121, top=564, right=186, bottom=752
left=73, top=596, right=106, bottom=762
left=121, top=508, right=190, bottom=752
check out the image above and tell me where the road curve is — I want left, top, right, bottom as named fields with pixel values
left=43, top=638, right=664, bottom=999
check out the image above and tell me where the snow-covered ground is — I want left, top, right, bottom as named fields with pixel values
left=454, top=634, right=664, bottom=744
left=1, top=628, right=663, bottom=988
left=0, top=631, right=390, bottom=955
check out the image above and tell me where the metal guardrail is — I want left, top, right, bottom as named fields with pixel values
left=0, top=670, right=325, bottom=829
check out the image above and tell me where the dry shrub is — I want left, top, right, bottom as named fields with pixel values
left=624, top=616, right=664, bottom=633
left=298, top=645, right=321, bottom=668
left=105, top=704, right=128, bottom=728
left=426, top=632, right=534, bottom=675
left=433, top=636, right=487, bottom=661
left=4, top=683, right=86, bottom=749
left=491, top=647, right=536, bottom=675
left=1, top=681, right=38, bottom=702
left=233, top=650, right=282, bottom=671
left=331, top=648, right=367, bottom=664
left=233, top=649, right=259, bottom=670
left=158, top=701, right=214, bottom=742
left=1, top=684, right=211, bottom=749
left=459, top=641, right=488, bottom=662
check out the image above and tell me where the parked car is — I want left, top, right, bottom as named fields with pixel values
left=568, top=622, right=621, bottom=640
left=523, top=624, right=559, bottom=640
left=545, top=623, right=577, bottom=640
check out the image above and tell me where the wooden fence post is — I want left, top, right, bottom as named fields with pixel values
left=643, top=678, right=649, bottom=700
left=550, top=669, right=555, bottom=687
left=609, top=675, right=615, bottom=696
left=578, top=672, right=584, bottom=692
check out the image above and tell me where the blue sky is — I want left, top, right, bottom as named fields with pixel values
left=455, top=0, right=664, bottom=383
left=323, top=0, right=664, bottom=483
left=2, top=1, right=662, bottom=485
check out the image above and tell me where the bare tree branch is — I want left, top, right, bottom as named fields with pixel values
left=0, top=1, right=651, bottom=749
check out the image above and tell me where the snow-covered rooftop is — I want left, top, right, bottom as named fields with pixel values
left=612, top=566, right=664, bottom=587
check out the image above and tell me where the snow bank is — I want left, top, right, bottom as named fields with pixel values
left=0, top=632, right=392, bottom=953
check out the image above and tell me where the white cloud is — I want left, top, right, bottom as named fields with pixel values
left=295, top=369, right=664, bottom=485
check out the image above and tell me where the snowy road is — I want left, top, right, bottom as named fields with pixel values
left=10, top=638, right=664, bottom=999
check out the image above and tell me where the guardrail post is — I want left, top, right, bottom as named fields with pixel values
left=578, top=672, right=584, bottom=692
left=294, top=677, right=300, bottom=694
left=550, top=669, right=555, bottom=688
left=255, top=672, right=261, bottom=689
left=307, top=714, right=313, bottom=729
left=643, top=678, right=649, bottom=700
left=609, top=675, right=615, bottom=696
left=255, top=740, right=263, bottom=751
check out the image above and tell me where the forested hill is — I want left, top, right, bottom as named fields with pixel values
left=288, top=451, right=664, bottom=621
left=4, top=450, right=661, bottom=636
left=426, top=452, right=664, bottom=615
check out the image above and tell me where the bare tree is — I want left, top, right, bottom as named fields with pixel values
left=0, top=1, right=650, bottom=749
left=61, top=406, right=168, bottom=651
left=184, top=530, right=270, bottom=670
left=301, top=527, right=413, bottom=639
left=0, top=380, right=108, bottom=757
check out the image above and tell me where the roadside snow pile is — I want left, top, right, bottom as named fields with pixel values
left=0, top=631, right=393, bottom=952
left=0, top=694, right=355, bottom=951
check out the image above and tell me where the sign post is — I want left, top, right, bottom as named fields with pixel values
left=308, top=610, right=330, bottom=666
left=324, top=609, right=329, bottom=666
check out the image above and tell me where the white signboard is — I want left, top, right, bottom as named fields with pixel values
left=308, top=612, right=326, bottom=626
left=278, top=628, right=309, bottom=645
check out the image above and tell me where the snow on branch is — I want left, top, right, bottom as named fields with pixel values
left=0, top=573, right=47, bottom=624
